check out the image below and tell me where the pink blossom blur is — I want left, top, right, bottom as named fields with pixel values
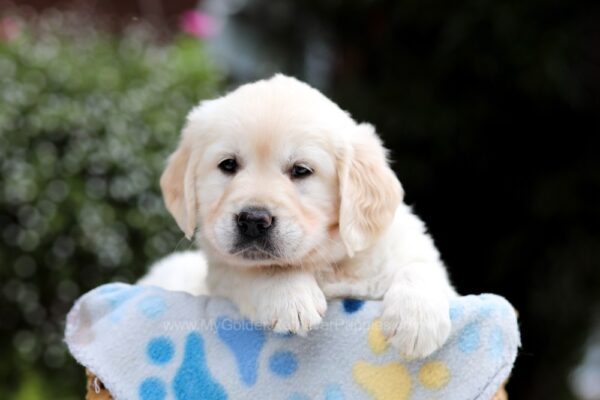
left=179, top=10, right=217, bottom=39
left=0, top=17, right=21, bottom=42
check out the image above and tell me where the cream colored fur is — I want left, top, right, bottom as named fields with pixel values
left=141, top=74, right=457, bottom=358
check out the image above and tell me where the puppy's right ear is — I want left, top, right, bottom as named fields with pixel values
left=337, top=123, right=403, bottom=257
left=160, top=140, right=197, bottom=239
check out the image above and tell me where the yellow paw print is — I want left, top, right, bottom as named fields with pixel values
left=353, top=318, right=451, bottom=400
left=353, top=360, right=412, bottom=400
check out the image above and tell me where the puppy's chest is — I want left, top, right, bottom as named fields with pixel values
left=315, top=260, right=394, bottom=300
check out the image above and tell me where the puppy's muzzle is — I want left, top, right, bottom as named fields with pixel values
left=236, top=207, right=274, bottom=239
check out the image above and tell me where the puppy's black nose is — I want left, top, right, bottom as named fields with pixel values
left=237, top=208, right=273, bottom=239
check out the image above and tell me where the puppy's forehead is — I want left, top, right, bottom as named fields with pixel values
left=232, top=116, right=331, bottom=165
left=207, top=79, right=345, bottom=151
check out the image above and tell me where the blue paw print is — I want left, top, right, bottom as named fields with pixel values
left=139, top=333, right=227, bottom=400
left=268, top=351, right=298, bottom=378
left=138, top=296, right=167, bottom=319
left=342, top=299, right=365, bottom=314
left=489, top=326, right=504, bottom=360
left=139, top=377, right=166, bottom=400
left=173, top=333, right=227, bottom=400
left=147, top=337, right=174, bottom=365
left=458, top=322, right=481, bottom=353
left=98, top=284, right=143, bottom=322
left=216, top=316, right=266, bottom=386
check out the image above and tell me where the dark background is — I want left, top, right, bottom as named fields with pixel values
left=1, top=0, right=599, bottom=399
left=215, top=2, right=600, bottom=398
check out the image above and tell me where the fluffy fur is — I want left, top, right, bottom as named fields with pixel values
left=141, top=75, right=457, bottom=358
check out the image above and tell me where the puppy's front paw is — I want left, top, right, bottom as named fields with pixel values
left=242, top=279, right=327, bottom=335
left=380, top=287, right=451, bottom=359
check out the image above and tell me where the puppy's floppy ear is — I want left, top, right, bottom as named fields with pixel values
left=160, top=140, right=197, bottom=239
left=338, top=123, right=404, bottom=256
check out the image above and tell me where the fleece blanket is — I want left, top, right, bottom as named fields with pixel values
left=65, top=283, right=520, bottom=400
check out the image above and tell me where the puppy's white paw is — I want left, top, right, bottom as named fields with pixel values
left=380, top=286, right=451, bottom=359
left=241, top=278, right=327, bottom=335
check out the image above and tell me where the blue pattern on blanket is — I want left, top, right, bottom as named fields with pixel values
left=216, top=316, right=266, bottom=386
left=98, top=284, right=143, bottom=322
left=268, top=350, right=298, bottom=377
left=458, top=322, right=481, bottom=354
left=147, top=337, right=174, bottom=365
left=342, top=299, right=365, bottom=314
left=173, top=332, right=227, bottom=400
left=139, top=377, right=166, bottom=400
left=138, top=296, right=167, bottom=319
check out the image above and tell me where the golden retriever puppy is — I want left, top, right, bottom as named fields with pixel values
left=142, top=74, right=457, bottom=358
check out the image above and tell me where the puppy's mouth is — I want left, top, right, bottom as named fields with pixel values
left=236, top=247, right=275, bottom=260
left=231, top=240, right=278, bottom=260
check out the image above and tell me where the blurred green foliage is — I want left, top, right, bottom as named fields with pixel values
left=0, top=13, right=220, bottom=398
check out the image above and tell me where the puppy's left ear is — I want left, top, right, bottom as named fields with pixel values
left=160, top=140, right=197, bottom=239
left=338, top=123, right=404, bottom=256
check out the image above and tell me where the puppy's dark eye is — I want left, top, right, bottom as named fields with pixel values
left=291, top=164, right=313, bottom=179
left=218, top=158, right=238, bottom=174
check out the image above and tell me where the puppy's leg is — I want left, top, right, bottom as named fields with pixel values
left=379, top=206, right=456, bottom=359
left=381, top=264, right=454, bottom=359
left=208, top=265, right=327, bottom=335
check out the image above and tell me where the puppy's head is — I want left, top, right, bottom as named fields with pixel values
left=161, top=75, right=403, bottom=268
